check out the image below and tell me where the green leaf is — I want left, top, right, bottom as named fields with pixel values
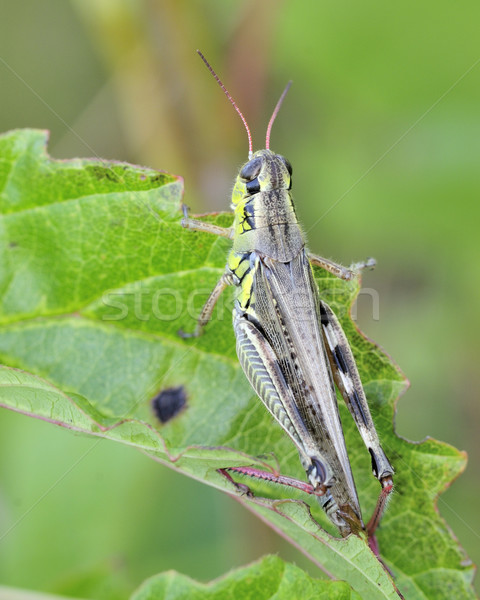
left=0, top=129, right=475, bottom=599
left=131, top=555, right=362, bottom=600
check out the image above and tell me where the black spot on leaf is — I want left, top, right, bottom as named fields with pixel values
left=152, top=386, right=187, bottom=423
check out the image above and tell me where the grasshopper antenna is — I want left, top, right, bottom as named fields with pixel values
left=196, top=50, right=253, bottom=159
left=265, top=81, right=292, bottom=151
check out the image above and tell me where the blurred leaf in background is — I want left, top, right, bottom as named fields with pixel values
left=0, top=0, right=479, bottom=597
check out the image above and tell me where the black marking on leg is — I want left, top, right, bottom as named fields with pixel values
left=334, top=345, right=348, bottom=374
left=369, top=448, right=379, bottom=478
left=331, top=339, right=369, bottom=427
left=152, top=386, right=187, bottom=423
left=351, top=387, right=368, bottom=427
left=308, top=457, right=327, bottom=485
left=319, top=303, right=329, bottom=326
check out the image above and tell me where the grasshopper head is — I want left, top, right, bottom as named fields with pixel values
left=232, top=149, right=293, bottom=205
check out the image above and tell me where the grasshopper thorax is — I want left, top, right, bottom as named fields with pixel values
left=232, top=150, right=293, bottom=206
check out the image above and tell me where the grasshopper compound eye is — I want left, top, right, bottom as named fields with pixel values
left=240, top=156, right=263, bottom=181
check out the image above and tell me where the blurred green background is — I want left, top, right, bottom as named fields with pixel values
left=0, top=0, right=479, bottom=597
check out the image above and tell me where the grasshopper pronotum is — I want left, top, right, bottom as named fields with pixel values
left=180, top=51, right=394, bottom=549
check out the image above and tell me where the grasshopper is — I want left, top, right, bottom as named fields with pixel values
left=181, top=51, right=394, bottom=545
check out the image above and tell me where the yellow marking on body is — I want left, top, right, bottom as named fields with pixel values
left=228, top=252, right=243, bottom=272
left=232, top=179, right=246, bottom=206
left=233, top=197, right=248, bottom=217
left=232, top=196, right=256, bottom=236
left=241, top=219, right=253, bottom=233
left=238, top=269, right=254, bottom=307
left=237, top=258, right=249, bottom=276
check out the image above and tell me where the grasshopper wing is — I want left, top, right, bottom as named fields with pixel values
left=234, top=249, right=362, bottom=534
